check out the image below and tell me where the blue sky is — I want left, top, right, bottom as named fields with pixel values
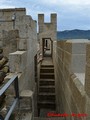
left=0, top=0, right=90, bottom=31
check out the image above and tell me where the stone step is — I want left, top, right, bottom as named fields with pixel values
left=34, top=117, right=65, bottom=120
left=40, top=73, right=54, bottom=79
left=39, top=79, right=55, bottom=86
left=39, top=92, right=55, bottom=96
left=40, top=68, right=54, bottom=73
left=39, top=86, right=55, bottom=93
left=38, top=98, right=55, bottom=103
left=39, top=109, right=56, bottom=117
left=41, top=65, right=54, bottom=68
left=40, top=67, right=54, bottom=69
left=40, top=79, right=55, bottom=81
left=39, top=86, right=55, bottom=88
left=38, top=95, right=55, bottom=102
left=38, top=93, right=56, bottom=101
left=37, top=101, right=56, bottom=109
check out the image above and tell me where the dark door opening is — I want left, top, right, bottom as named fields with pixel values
left=34, top=54, right=37, bottom=82
left=42, top=38, right=53, bottom=58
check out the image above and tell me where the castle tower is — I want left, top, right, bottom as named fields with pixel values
left=38, top=13, right=57, bottom=58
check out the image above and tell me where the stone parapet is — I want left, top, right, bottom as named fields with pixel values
left=9, top=51, right=27, bottom=73
left=85, top=43, right=90, bottom=97
left=54, top=40, right=90, bottom=120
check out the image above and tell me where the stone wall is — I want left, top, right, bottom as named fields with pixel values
left=0, top=8, right=26, bottom=31
left=0, top=8, right=37, bottom=92
left=15, top=15, right=37, bottom=91
left=54, top=40, right=90, bottom=120
left=0, top=30, right=19, bottom=57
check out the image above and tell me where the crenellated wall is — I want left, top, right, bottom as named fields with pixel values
left=38, top=14, right=57, bottom=58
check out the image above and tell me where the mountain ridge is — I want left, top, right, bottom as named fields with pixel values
left=57, top=29, right=90, bottom=40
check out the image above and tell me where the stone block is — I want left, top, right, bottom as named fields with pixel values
left=66, top=39, right=89, bottom=54
left=64, top=41, right=72, bottom=53
left=85, top=78, right=90, bottom=97
left=57, top=56, right=63, bottom=73
left=71, top=54, right=86, bottom=73
left=64, top=52, right=72, bottom=64
left=57, top=47, right=64, bottom=62
left=72, top=42, right=86, bottom=54
left=9, top=51, right=27, bottom=73
left=0, top=30, right=18, bottom=57
left=85, top=65, right=90, bottom=96
left=18, top=38, right=27, bottom=50
left=70, top=76, right=86, bottom=113
left=57, top=41, right=66, bottom=49
left=86, top=43, right=90, bottom=64
left=85, top=95, right=90, bottom=120
left=74, top=73, right=85, bottom=85
left=63, top=64, right=71, bottom=82
left=85, top=64, right=90, bottom=79
left=71, top=97, right=78, bottom=115
left=64, top=81, right=71, bottom=106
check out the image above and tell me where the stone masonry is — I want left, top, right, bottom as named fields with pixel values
left=38, top=14, right=57, bottom=58
left=54, top=40, right=90, bottom=120
left=0, top=8, right=37, bottom=92
left=0, top=7, right=90, bottom=120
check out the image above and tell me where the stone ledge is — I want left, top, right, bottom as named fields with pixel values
left=0, top=8, right=26, bottom=12
left=9, top=51, right=27, bottom=73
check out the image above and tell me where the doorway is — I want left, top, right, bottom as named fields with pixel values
left=42, top=38, right=53, bottom=58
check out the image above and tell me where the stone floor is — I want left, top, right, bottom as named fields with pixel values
left=42, top=57, right=53, bottom=65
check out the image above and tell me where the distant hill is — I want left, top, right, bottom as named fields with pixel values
left=57, top=29, right=90, bottom=40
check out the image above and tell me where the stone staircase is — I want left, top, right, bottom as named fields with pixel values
left=37, top=63, right=56, bottom=115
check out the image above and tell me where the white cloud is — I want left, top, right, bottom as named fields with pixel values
left=60, top=0, right=90, bottom=5
left=0, top=0, right=15, bottom=8
left=0, top=5, right=15, bottom=9
left=0, top=0, right=90, bottom=30
left=40, top=0, right=90, bottom=5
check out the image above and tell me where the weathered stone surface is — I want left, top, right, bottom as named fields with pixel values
left=85, top=95, right=90, bottom=120
left=9, top=51, right=27, bottom=73
left=57, top=41, right=66, bottom=49
left=0, top=30, right=19, bottom=57
left=38, top=13, right=57, bottom=59
left=74, top=73, right=85, bottom=85
left=0, top=9, right=37, bottom=120
left=54, top=40, right=89, bottom=119
left=85, top=78, right=90, bottom=97
left=86, top=43, right=90, bottom=64
left=71, top=54, right=86, bottom=73
left=65, top=40, right=89, bottom=54
left=70, top=76, right=86, bottom=113
left=64, top=52, right=71, bottom=64
left=64, top=41, right=72, bottom=53
left=18, top=38, right=27, bottom=50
